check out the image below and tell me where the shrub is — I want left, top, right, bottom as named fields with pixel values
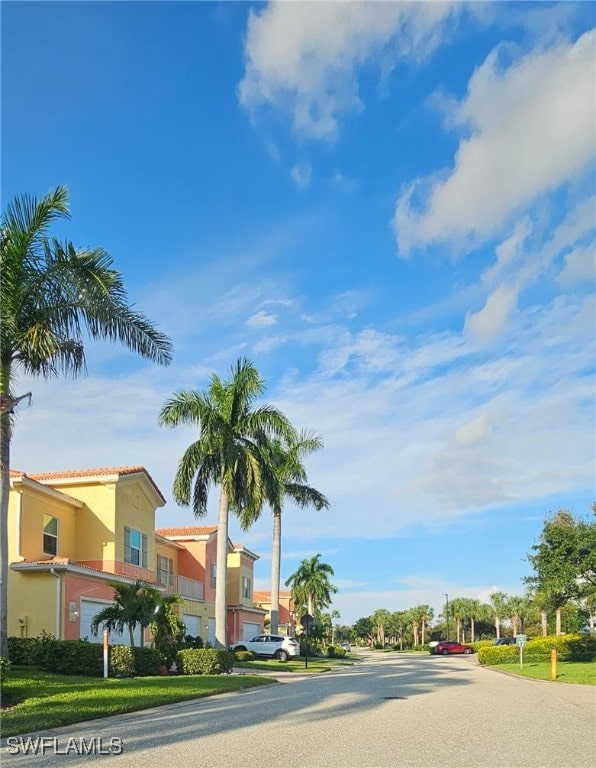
left=180, top=634, right=204, bottom=650
left=41, top=639, right=104, bottom=676
left=7, top=637, right=40, bottom=665
left=327, top=645, right=346, bottom=659
left=176, top=648, right=234, bottom=675
left=477, top=634, right=596, bottom=665
left=233, top=650, right=255, bottom=662
left=132, top=647, right=163, bottom=676
left=411, top=644, right=429, bottom=652
left=110, top=645, right=136, bottom=678
left=0, top=656, right=10, bottom=685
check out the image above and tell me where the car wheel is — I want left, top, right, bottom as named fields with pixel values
left=441, top=648, right=450, bottom=655
left=234, top=646, right=247, bottom=653
left=464, top=648, right=472, bottom=655
left=276, top=650, right=289, bottom=662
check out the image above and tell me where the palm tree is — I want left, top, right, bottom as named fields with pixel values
left=254, top=431, right=328, bottom=634
left=159, top=357, right=295, bottom=648
left=150, top=594, right=184, bottom=665
left=417, top=605, right=434, bottom=646
left=465, top=598, right=482, bottom=643
left=285, top=554, right=337, bottom=619
left=489, top=591, right=508, bottom=640
left=449, top=598, right=467, bottom=643
left=0, top=186, right=173, bottom=656
left=90, top=581, right=160, bottom=647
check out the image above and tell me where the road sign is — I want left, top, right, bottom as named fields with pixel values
left=515, top=634, right=527, bottom=646
left=300, top=614, right=314, bottom=631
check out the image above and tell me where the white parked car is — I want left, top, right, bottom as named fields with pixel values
left=230, top=634, right=300, bottom=661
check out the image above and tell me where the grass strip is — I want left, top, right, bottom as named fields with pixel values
left=1, top=669, right=275, bottom=737
left=490, top=660, right=596, bottom=685
left=234, top=656, right=354, bottom=673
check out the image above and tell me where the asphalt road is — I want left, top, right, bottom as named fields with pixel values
left=3, top=650, right=595, bottom=768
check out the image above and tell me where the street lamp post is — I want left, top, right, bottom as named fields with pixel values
left=443, top=593, right=450, bottom=641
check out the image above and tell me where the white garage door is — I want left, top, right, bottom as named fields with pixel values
left=243, top=622, right=260, bottom=641
left=80, top=599, right=141, bottom=647
left=207, top=618, right=215, bottom=646
left=182, top=615, right=201, bottom=639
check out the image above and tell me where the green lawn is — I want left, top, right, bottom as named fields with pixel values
left=492, top=660, right=596, bottom=685
left=234, top=656, right=353, bottom=674
left=0, top=668, right=275, bottom=738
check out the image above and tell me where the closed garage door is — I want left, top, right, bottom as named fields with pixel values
left=243, top=622, right=260, bottom=641
left=182, top=615, right=201, bottom=639
left=80, top=599, right=141, bottom=646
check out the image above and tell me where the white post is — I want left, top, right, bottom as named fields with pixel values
left=103, top=628, right=109, bottom=678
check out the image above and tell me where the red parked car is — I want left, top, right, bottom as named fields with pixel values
left=432, top=640, right=474, bottom=655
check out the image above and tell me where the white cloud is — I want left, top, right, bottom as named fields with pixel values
left=395, top=30, right=596, bottom=253
left=557, top=243, right=596, bottom=289
left=464, top=283, right=519, bottom=343
left=246, top=309, right=279, bottom=329
left=238, top=1, right=463, bottom=141
left=290, top=161, right=312, bottom=188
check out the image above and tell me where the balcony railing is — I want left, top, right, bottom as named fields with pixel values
left=163, top=575, right=204, bottom=601
left=75, top=560, right=156, bottom=584
left=74, top=561, right=204, bottom=600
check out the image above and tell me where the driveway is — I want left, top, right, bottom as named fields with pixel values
left=3, top=650, right=594, bottom=767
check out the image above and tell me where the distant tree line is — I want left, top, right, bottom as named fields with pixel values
left=350, top=507, right=595, bottom=646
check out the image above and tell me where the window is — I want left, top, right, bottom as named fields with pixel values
left=210, top=562, right=216, bottom=589
left=157, top=555, right=174, bottom=587
left=242, top=576, right=252, bottom=600
left=43, top=515, right=58, bottom=556
left=124, top=527, right=148, bottom=568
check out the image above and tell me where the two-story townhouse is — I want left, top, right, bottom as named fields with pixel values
left=7, top=467, right=263, bottom=648
left=155, top=528, right=266, bottom=645
left=253, top=590, right=297, bottom=636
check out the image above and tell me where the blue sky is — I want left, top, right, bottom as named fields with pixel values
left=3, top=1, right=595, bottom=625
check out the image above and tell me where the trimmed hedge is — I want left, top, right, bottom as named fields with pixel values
left=233, top=650, right=255, bottom=662
left=110, top=645, right=136, bottom=678
left=41, top=640, right=104, bottom=676
left=478, top=634, right=596, bottom=665
left=0, top=657, right=10, bottom=685
left=133, top=647, right=164, bottom=676
left=7, top=637, right=41, bottom=666
left=327, top=645, right=346, bottom=659
left=176, top=648, right=234, bottom=675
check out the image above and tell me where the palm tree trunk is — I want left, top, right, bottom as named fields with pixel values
left=470, top=617, right=475, bottom=643
left=0, top=394, right=11, bottom=658
left=541, top=609, right=548, bottom=636
left=307, top=594, right=313, bottom=616
left=129, top=625, right=135, bottom=647
left=421, top=619, right=426, bottom=646
left=215, top=486, right=229, bottom=649
left=495, top=616, right=500, bottom=640
left=270, top=510, right=281, bottom=635
left=555, top=607, right=562, bottom=636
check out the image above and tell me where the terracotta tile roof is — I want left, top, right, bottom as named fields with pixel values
left=253, top=590, right=293, bottom=602
left=28, top=466, right=165, bottom=504
left=156, top=526, right=218, bottom=537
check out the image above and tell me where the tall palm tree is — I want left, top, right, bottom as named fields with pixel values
left=415, top=605, right=434, bottom=646
left=449, top=597, right=467, bottom=643
left=90, top=581, right=160, bottom=647
left=0, top=186, right=173, bottom=656
left=286, top=553, right=337, bottom=619
left=253, top=431, right=328, bottom=634
left=489, top=591, right=508, bottom=640
left=159, top=357, right=295, bottom=648
left=466, top=598, right=482, bottom=643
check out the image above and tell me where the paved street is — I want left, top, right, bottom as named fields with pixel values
left=3, top=650, right=595, bottom=768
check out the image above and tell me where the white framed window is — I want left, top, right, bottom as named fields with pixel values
left=43, top=514, right=58, bottom=556
left=210, top=562, right=216, bottom=589
left=242, top=576, right=252, bottom=599
left=157, top=555, right=174, bottom=586
left=124, top=527, right=148, bottom=568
